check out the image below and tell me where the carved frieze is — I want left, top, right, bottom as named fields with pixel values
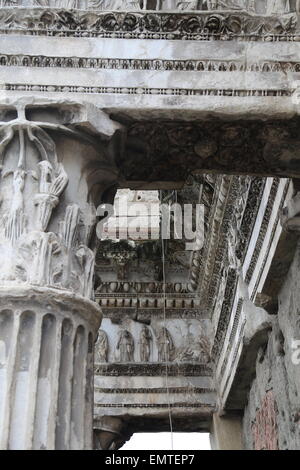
left=236, top=177, right=266, bottom=261
left=95, top=362, right=212, bottom=376
left=96, top=315, right=212, bottom=366
left=95, top=386, right=214, bottom=393
left=99, top=307, right=205, bottom=319
left=176, top=326, right=211, bottom=362
left=0, top=0, right=296, bottom=14
left=0, top=9, right=297, bottom=41
left=96, top=281, right=195, bottom=294
left=3, top=54, right=300, bottom=73
left=95, top=402, right=215, bottom=408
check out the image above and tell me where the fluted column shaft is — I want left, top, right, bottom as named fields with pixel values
left=0, top=287, right=100, bottom=450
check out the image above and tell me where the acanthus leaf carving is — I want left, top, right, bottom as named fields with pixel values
left=0, top=105, right=97, bottom=299
left=34, top=161, right=68, bottom=232
left=0, top=9, right=297, bottom=40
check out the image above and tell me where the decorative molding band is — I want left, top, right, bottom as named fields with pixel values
left=218, top=298, right=244, bottom=381
left=206, top=177, right=264, bottom=320
left=250, top=179, right=290, bottom=300
left=202, top=177, right=241, bottom=311
left=94, top=403, right=216, bottom=409
left=96, top=285, right=196, bottom=295
left=188, top=175, right=218, bottom=292
left=197, top=176, right=232, bottom=306
left=0, top=83, right=291, bottom=97
left=237, top=177, right=266, bottom=263
left=212, top=268, right=238, bottom=361
left=245, top=178, right=280, bottom=284
left=95, top=387, right=215, bottom=394
left=210, top=181, right=265, bottom=361
left=2, top=54, right=300, bottom=73
left=0, top=9, right=298, bottom=42
left=95, top=363, right=212, bottom=376
left=213, top=181, right=278, bottom=362
left=219, top=319, right=246, bottom=404
left=214, top=179, right=289, bottom=370
left=100, top=308, right=206, bottom=320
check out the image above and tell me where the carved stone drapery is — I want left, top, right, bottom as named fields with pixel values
left=95, top=330, right=109, bottom=362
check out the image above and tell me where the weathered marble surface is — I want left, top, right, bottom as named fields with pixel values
left=214, top=178, right=293, bottom=410
left=0, top=0, right=300, bottom=451
left=243, top=241, right=300, bottom=450
left=0, top=100, right=124, bottom=449
left=1, top=22, right=300, bottom=181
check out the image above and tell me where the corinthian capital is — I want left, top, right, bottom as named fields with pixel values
left=0, top=99, right=123, bottom=300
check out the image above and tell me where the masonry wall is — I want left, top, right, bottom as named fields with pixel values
left=243, top=243, right=300, bottom=450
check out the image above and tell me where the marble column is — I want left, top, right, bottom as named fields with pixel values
left=0, top=103, right=117, bottom=449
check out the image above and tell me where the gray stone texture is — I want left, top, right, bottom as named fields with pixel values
left=1, top=1, right=300, bottom=450
left=243, top=243, right=300, bottom=450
